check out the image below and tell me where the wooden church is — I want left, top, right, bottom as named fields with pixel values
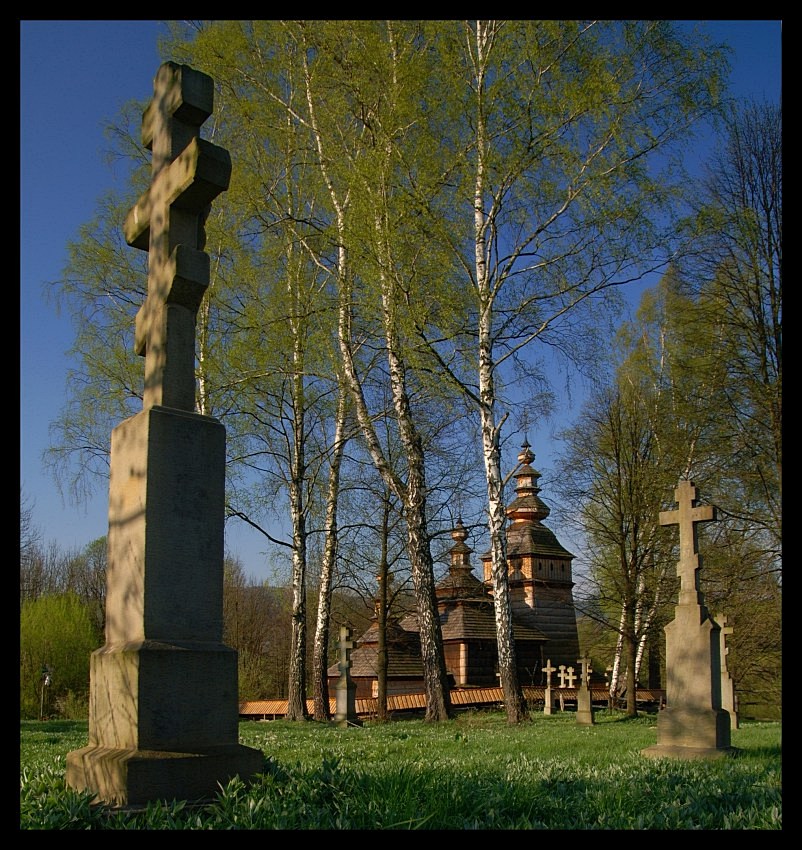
left=328, top=443, right=580, bottom=699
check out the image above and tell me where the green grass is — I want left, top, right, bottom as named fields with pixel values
left=20, top=711, right=781, bottom=829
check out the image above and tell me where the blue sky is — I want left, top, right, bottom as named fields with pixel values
left=20, top=20, right=782, bottom=582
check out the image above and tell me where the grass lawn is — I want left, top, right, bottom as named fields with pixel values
left=20, top=710, right=781, bottom=829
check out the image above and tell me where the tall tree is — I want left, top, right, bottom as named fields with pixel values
left=680, top=98, right=781, bottom=572
left=165, top=21, right=352, bottom=718
left=555, top=379, right=678, bottom=716
left=297, top=20, right=454, bottom=720
left=311, top=382, right=350, bottom=721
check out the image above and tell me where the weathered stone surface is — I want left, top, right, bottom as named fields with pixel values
left=575, top=656, right=595, bottom=726
left=333, top=625, right=362, bottom=728
left=642, top=480, right=735, bottom=760
left=66, top=63, right=261, bottom=806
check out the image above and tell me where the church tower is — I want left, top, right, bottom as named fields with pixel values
left=481, top=441, right=580, bottom=670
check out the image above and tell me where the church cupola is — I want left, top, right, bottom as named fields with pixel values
left=450, top=519, right=472, bottom=569
left=438, top=519, right=490, bottom=601
left=480, top=439, right=580, bottom=668
left=506, top=440, right=552, bottom=527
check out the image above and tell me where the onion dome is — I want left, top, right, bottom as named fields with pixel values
left=437, top=519, right=490, bottom=600
left=506, top=440, right=551, bottom=525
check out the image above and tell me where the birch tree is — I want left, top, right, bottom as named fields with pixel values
left=409, top=20, right=727, bottom=722
left=297, top=20, right=454, bottom=719
left=680, top=98, right=781, bottom=569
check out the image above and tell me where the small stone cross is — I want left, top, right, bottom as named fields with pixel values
left=565, top=666, right=577, bottom=688
left=338, top=625, right=356, bottom=678
left=659, top=479, right=716, bottom=603
left=543, top=659, right=556, bottom=688
left=124, top=62, right=232, bottom=412
left=558, top=664, right=567, bottom=687
left=717, top=613, right=733, bottom=672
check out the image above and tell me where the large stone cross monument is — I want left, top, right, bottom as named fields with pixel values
left=66, top=62, right=263, bottom=806
left=642, top=479, right=734, bottom=760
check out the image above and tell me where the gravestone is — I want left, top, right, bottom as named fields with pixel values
left=575, top=656, right=595, bottom=725
left=605, top=665, right=615, bottom=710
left=542, top=659, right=556, bottom=715
left=557, top=664, right=574, bottom=710
left=717, top=613, right=739, bottom=730
left=333, top=625, right=362, bottom=727
left=66, top=62, right=263, bottom=806
left=642, top=480, right=735, bottom=760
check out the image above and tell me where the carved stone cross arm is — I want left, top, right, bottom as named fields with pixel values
left=124, top=137, right=232, bottom=252
left=123, top=62, right=232, bottom=412
left=659, top=479, right=716, bottom=602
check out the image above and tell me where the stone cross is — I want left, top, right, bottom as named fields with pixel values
left=578, top=656, right=593, bottom=687
left=558, top=664, right=567, bottom=687
left=66, top=63, right=264, bottom=806
left=124, top=62, right=232, bottom=412
left=338, top=625, right=356, bottom=678
left=334, top=624, right=362, bottom=727
left=564, top=666, right=577, bottom=688
left=542, top=659, right=556, bottom=715
left=717, top=613, right=739, bottom=729
left=659, top=479, right=717, bottom=604
left=717, top=614, right=733, bottom=670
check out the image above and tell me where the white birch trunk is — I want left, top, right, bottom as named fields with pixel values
left=304, top=31, right=449, bottom=720
left=312, top=384, right=347, bottom=721
left=472, top=20, right=526, bottom=722
left=286, top=286, right=308, bottom=721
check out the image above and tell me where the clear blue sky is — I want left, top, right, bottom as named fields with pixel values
left=20, top=20, right=782, bottom=582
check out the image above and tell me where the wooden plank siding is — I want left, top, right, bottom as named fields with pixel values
left=239, top=687, right=665, bottom=720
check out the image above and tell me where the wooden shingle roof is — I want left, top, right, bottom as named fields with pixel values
left=438, top=603, right=547, bottom=642
left=327, top=620, right=423, bottom=679
left=398, top=601, right=547, bottom=643
left=506, top=524, right=574, bottom=560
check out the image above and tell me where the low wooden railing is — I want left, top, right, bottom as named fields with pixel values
left=239, top=685, right=665, bottom=720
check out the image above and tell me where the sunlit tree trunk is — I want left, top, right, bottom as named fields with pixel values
left=285, top=321, right=309, bottom=721
left=472, top=20, right=527, bottom=723
left=312, top=383, right=348, bottom=721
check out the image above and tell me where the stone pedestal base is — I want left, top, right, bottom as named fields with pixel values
left=576, top=689, right=595, bottom=725
left=641, top=743, right=736, bottom=760
left=65, top=406, right=262, bottom=806
left=66, top=743, right=264, bottom=807
left=641, top=603, right=735, bottom=761
left=333, top=679, right=362, bottom=728
left=641, top=705, right=734, bottom=759
left=66, top=639, right=263, bottom=806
